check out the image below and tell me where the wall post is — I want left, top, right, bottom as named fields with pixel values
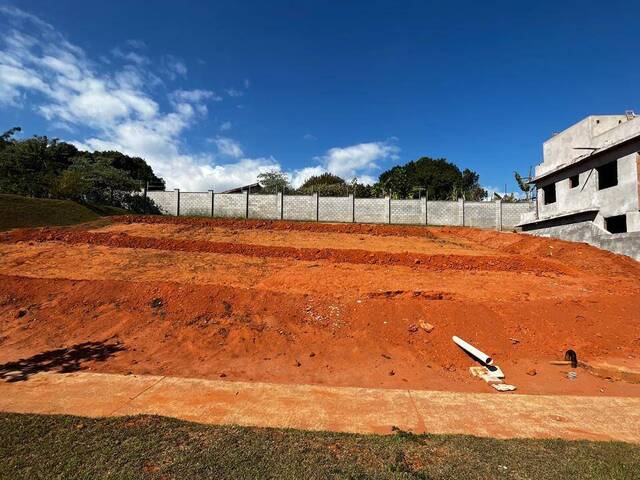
left=209, top=190, right=215, bottom=217
left=244, top=190, right=249, bottom=219
left=314, top=192, right=319, bottom=221
left=175, top=188, right=180, bottom=216
left=420, top=196, right=427, bottom=226
left=387, top=196, right=392, bottom=224
left=425, top=190, right=429, bottom=225
left=496, top=199, right=502, bottom=231
left=277, top=191, right=283, bottom=220
left=458, top=197, right=465, bottom=226
left=350, top=194, right=355, bottom=222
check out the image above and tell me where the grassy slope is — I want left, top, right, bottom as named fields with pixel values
left=1, top=414, right=639, bottom=480
left=0, top=194, right=126, bottom=231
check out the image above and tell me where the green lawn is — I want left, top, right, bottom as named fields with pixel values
left=0, top=194, right=127, bottom=231
left=1, top=413, right=639, bottom=479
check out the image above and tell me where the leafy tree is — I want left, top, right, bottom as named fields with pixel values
left=55, top=157, right=139, bottom=203
left=300, top=173, right=345, bottom=190
left=0, top=133, right=74, bottom=197
left=0, top=127, right=165, bottom=213
left=460, top=169, right=487, bottom=201
left=514, top=171, right=532, bottom=200
left=0, top=127, right=21, bottom=147
left=257, top=170, right=291, bottom=193
left=377, top=157, right=486, bottom=200
left=349, top=178, right=381, bottom=198
left=94, top=151, right=165, bottom=190
left=297, top=173, right=349, bottom=196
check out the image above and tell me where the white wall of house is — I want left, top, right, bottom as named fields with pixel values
left=526, top=114, right=640, bottom=234
left=538, top=114, right=639, bottom=177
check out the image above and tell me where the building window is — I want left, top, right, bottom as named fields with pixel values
left=605, top=214, right=627, bottom=234
left=543, top=183, right=556, bottom=205
left=569, top=175, right=579, bottom=188
left=597, top=160, right=618, bottom=190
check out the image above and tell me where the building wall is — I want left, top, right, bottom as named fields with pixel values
left=534, top=139, right=640, bottom=232
left=539, top=114, right=638, bottom=176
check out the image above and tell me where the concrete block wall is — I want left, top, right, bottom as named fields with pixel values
left=248, top=193, right=280, bottom=220
left=319, top=196, right=352, bottom=222
left=502, top=202, right=533, bottom=230
left=464, top=201, right=497, bottom=229
left=144, top=190, right=532, bottom=230
left=426, top=200, right=458, bottom=226
left=214, top=192, right=246, bottom=218
left=390, top=199, right=422, bottom=224
left=180, top=192, right=211, bottom=217
left=355, top=198, right=388, bottom=223
left=283, top=194, right=316, bottom=221
left=147, top=190, right=179, bottom=215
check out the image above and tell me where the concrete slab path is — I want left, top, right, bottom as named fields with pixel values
left=1, top=372, right=640, bottom=443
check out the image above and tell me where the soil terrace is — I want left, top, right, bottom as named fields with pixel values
left=1, top=216, right=639, bottom=397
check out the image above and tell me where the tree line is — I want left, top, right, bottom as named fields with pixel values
left=2, top=126, right=530, bottom=208
left=0, top=127, right=163, bottom=212
left=259, top=157, right=491, bottom=200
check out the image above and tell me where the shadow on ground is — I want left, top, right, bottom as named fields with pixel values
left=0, top=341, right=125, bottom=382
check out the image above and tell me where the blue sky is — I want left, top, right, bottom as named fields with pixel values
left=1, top=1, right=639, bottom=193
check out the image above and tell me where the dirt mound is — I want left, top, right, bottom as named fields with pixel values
left=1, top=218, right=639, bottom=396
left=112, top=215, right=440, bottom=239
left=447, top=227, right=640, bottom=278
left=2, top=274, right=639, bottom=396
left=0, top=227, right=567, bottom=274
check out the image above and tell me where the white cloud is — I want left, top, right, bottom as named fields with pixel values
left=111, top=47, right=149, bottom=65
left=164, top=54, right=187, bottom=79
left=289, top=141, right=399, bottom=187
left=303, top=133, right=317, bottom=140
left=126, top=39, right=146, bottom=49
left=219, top=121, right=232, bottom=131
left=0, top=6, right=402, bottom=193
left=0, top=6, right=282, bottom=192
left=170, top=89, right=221, bottom=103
left=483, top=185, right=525, bottom=200
left=199, top=157, right=280, bottom=192
left=290, top=166, right=326, bottom=188
left=210, top=136, right=243, bottom=158
left=225, top=88, right=243, bottom=97
left=321, top=142, right=399, bottom=179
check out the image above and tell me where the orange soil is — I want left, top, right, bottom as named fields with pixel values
left=1, top=216, right=639, bottom=396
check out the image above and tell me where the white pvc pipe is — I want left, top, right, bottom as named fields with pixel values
left=452, top=336, right=493, bottom=365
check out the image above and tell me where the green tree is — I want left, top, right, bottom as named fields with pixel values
left=0, top=127, right=165, bottom=212
left=0, top=133, right=75, bottom=197
left=297, top=173, right=349, bottom=196
left=55, top=157, right=139, bottom=204
left=514, top=171, right=532, bottom=200
left=257, top=170, right=291, bottom=193
left=0, top=127, right=21, bottom=147
left=93, top=151, right=165, bottom=189
left=378, top=157, right=486, bottom=200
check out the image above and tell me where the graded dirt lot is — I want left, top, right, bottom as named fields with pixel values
left=1, top=216, right=640, bottom=397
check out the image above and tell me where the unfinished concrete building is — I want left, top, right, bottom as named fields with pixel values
left=519, top=112, right=640, bottom=260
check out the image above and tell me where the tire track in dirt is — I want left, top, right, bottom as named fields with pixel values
left=0, top=228, right=568, bottom=275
